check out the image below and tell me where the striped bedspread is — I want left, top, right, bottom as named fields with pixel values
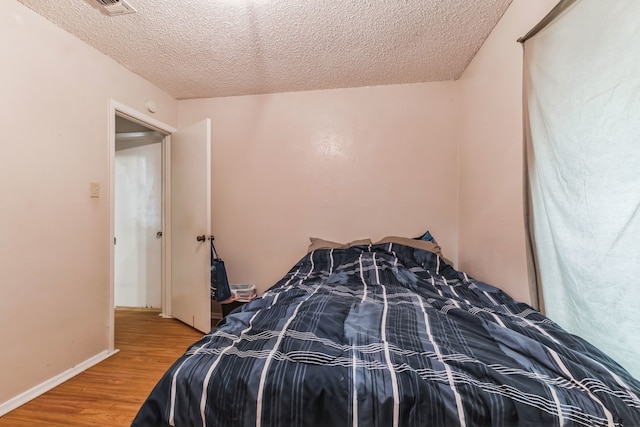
left=132, top=243, right=640, bottom=427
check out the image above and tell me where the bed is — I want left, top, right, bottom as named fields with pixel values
left=132, top=237, right=640, bottom=426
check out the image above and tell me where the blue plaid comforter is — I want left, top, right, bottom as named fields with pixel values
left=132, top=243, right=640, bottom=426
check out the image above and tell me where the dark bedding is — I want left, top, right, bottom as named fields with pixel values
left=132, top=243, right=640, bottom=426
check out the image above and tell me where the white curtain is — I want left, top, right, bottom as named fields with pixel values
left=523, top=0, right=640, bottom=378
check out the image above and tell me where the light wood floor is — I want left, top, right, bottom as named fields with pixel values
left=0, top=309, right=204, bottom=427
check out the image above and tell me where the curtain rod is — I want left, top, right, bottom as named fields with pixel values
left=517, top=0, right=579, bottom=43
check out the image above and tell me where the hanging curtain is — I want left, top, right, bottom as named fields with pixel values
left=522, top=0, right=640, bottom=378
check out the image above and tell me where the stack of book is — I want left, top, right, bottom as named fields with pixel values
left=229, top=283, right=257, bottom=302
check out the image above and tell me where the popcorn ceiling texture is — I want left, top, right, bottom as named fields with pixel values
left=17, top=0, right=512, bottom=100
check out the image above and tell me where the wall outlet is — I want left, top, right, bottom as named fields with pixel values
left=90, top=182, right=100, bottom=198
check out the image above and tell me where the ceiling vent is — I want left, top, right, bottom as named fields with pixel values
left=86, top=0, right=137, bottom=16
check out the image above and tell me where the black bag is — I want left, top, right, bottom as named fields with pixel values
left=211, top=240, right=232, bottom=302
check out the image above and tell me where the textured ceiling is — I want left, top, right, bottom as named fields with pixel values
left=17, top=0, right=513, bottom=100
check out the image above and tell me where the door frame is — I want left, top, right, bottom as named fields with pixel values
left=108, top=100, right=176, bottom=351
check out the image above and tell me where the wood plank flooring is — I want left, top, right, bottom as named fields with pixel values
left=0, top=309, right=204, bottom=427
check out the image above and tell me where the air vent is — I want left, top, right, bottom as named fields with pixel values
left=86, top=0, right=137, bottom=16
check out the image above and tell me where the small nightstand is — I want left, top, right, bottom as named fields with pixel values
left=221, top=300, right=247, bottom=317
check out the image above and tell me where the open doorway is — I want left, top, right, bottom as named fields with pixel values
left=108, top=101, right=214, bottom=351
left=114, top=116, right=164, bottom=310
left=108, top=101, right=176, bottom=352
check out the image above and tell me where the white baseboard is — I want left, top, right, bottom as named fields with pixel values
left=0, top=349, right=119, bottom=417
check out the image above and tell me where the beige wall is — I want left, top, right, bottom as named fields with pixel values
left=458, top=0, right=557, bottom=304
left=179, top=83, right=460, bottom=292
left=0, top=0, right=558, bottom=411
left=0, top=0, right=177, bottom=406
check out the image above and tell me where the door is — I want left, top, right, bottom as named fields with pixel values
left=171, top=118, right=212, bottom=333
left=114, top=138, right=163, bottom=308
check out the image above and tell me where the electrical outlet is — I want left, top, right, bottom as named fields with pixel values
left=90, top=182, right=100, bottom=198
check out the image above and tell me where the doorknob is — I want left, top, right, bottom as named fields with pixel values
left=156, top=231, right=163, bottom=238
left=196, top=235, right=206, bottom=242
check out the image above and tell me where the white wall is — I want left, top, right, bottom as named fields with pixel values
left=0, top=0, right=177, bottom=408
left=0, top=0, right=559, bottom=411
left=180, top=0, right=558, bottom=303
left=179, top=82, right=460, bottom=293
left=178, top=0, right=561, bottom=303
left=458, top=0, right=558, bottom=305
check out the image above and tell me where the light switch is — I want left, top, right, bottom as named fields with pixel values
left=90, top=182, right=100, bottom=198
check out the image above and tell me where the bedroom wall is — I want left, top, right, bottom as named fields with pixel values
left=457, top=0, right=558, bottom=305
left=0, top=0, right=557, bottom=412
left=0, top=0, right=177, bottom=409
left=179, top=82, right=460, bottom=293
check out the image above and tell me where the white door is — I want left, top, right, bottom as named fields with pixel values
left=114, top=142, right=163, bottom=308
left=171, top=119, right=212, bottom=333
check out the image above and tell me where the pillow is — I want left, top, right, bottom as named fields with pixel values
left=415, top=230, right=437, bottom=244
left=346, top=238, right=373, bottom=247
left=307, top=237, right=373, bottom=252
left=376, top=235, right=454, bottom=265
left=375, top=236, right=443, bottom=257
left=308, top=238, right=345, bottom=252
